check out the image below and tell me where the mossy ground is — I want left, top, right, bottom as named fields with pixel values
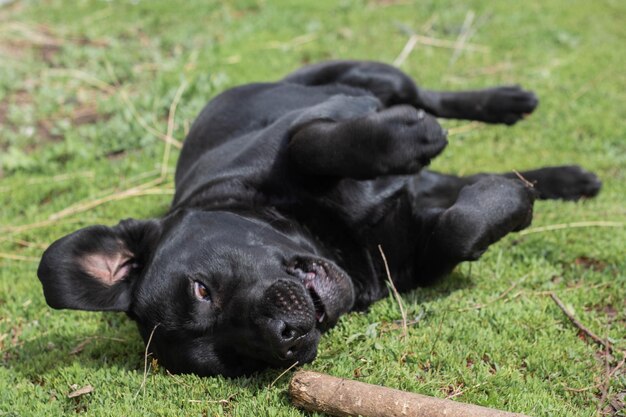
left=1, top=0, right=624, bottom=416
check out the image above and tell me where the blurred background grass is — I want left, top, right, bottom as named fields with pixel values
left=0, top=0, right=624, bottom=416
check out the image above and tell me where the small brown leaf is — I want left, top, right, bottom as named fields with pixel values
left=68, top=384, right=94, bottom=398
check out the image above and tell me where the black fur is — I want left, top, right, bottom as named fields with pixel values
left=38, top=61, right=601, bottom=377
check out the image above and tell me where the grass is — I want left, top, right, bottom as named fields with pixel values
left=0, top=0, right=625, bottom=416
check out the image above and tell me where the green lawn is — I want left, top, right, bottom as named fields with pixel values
left=1, top=0, right=624, bottom=416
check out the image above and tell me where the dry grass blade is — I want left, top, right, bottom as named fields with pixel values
left=0, top=171, right=95, bottom=193
left=393, top=34, right=419, bottom=68
left=268, top=360, right=299, bottom=390
left=135, top=323, right=160, bottom=399
left=161, top=81, right=187, bottom=180
left=0, top=252, right=39, bottom=262
left=393, top=15, right=437, bottom=67
left=449, top=10, right=476, bottom=66
left=412, top=34, right=487, bottom=52
left=445, top=382, right=487, bottom=399
left=519, top=221, right=624, bottom=235
left=47, top=186, right=173, bottom=221
left=377, top=244, right=408, bottom=341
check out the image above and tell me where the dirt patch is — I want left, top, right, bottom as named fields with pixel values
left=1, top=91, right=111, bottom=154
left=573, top=256, right=607, bottom=271
left=0, top=21, right=109, bottom=67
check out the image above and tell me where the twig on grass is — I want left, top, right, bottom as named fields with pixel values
left=519, top=221, right=624, bottom=235
left=608, top=354, right=626, bottom=379
left=596, top=337, right=611, bottom=415
left=549, top=292, right=613, bottom=353
left=134, top=323, right=160, bottom=399
left=268, top=360, right=300, bottom=390
left=377, top=245, right=408, bottom=341
left=512, top=169, right=535, bottom=188
left=565, top=360, right=625, bottom=395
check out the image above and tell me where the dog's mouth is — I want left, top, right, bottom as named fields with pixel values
left=286, top=258, right=354, bottom=331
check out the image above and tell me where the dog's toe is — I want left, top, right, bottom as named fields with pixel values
left=484, top=86, right=539, bottom=125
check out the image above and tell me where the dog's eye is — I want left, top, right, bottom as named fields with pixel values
left=193, top=281, right=211, bottom=302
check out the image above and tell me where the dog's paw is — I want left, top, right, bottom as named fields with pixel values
left=480, top=86, right=539, bottom=125
left=435, top=177, right=535, bottom=260
left=368, top=105, right=448, bottom=174
left=531, top=165, right=602, bottom=201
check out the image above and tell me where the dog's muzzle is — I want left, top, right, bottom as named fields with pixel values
left=258, top=279, right=319, bottom=363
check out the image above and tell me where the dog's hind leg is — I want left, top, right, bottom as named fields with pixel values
left=499, top=165, right=602, bottom=201
left=283, top=60, right=421, bottom=107
left=415, top=87, right=538, bottom=125
left=283, top=60, right=538, bottom=125
left=406, top=175, right=535, bottom=283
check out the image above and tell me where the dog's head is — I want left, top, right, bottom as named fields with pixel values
left=37, top=210, right=355, bottom=376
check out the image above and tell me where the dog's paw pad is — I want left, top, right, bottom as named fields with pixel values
left=372, top=106, right=448, bottom=173
left=484, top=86, right=539, bottom=125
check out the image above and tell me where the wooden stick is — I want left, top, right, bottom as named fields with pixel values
left=290, top=371, right=531, bottom=417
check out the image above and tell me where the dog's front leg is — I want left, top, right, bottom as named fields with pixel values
left=288, top=105, right=448, bottom=179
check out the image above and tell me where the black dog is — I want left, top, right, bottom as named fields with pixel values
left=38, top=61, right=601, bottom=377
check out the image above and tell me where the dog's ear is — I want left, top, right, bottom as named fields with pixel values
left=37, top=218, right=161, bottom=312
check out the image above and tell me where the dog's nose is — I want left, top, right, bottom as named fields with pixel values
left=261, top=279, right=316, bottom=360
left=269, top=319, right=307, bottom=360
